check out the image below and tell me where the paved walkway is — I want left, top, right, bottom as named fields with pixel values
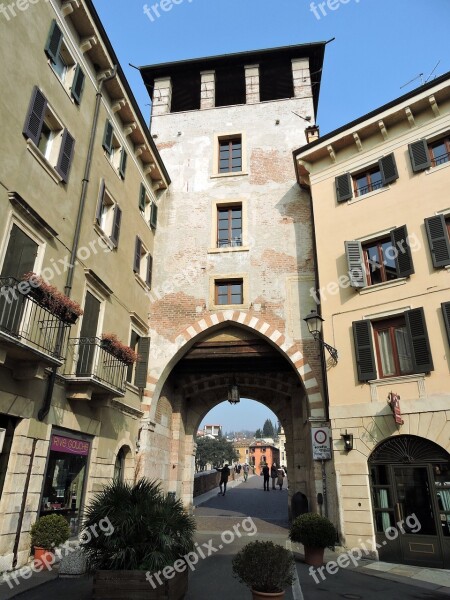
left=1, top=475, right=449, bottom=599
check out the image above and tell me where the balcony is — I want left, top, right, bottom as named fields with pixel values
left=64, top=337, right=128, bottom=400
left=0, top=277, right=69, bottom=376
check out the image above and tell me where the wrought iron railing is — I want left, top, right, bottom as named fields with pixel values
left=356, top=179, right=384, bottom=197
left=0, top=277, right=69, bottom=359
left=218, top=237, right=243, bottom=248
left=64, top=337, right=128, bottom=394
left=433, top=150, right=450, bottom=167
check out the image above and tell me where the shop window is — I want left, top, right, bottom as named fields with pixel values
left=41, top=432, right=91, bottom=535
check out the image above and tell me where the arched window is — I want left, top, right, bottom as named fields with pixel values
left=114, top=448, right=126, bottom=482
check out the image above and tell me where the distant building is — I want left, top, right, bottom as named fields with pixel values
left=203, top=424, right=222, bottom=438
left=249, top=440, right=280, bottom=472
left=233, top=439, right=253, bottom=464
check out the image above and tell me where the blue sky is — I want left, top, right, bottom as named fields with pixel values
left=92, top=0, right=450, bottom=134
left=91, top=0, right=450, bottom=431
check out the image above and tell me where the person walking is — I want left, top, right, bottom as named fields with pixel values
left=262, top=463, right=270, bottom=491
left=215, top=463, right=230, bottom=496
left=270, top=462, right=278, bottom=490
left=277, top=467, right=285, bottom=490
left=242, top=463, right=249, bottom=482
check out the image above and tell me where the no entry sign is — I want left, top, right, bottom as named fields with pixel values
left=311, top=427, right=331, bottom=460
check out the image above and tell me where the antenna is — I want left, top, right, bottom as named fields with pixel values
left=400, top=73, right=424, bottom=90
left=400, top=60, right=442, bottom=90
left=425, top=60, right=441, bottom=83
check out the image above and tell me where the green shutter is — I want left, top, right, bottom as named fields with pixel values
left=408, top=139, right=431, bottom=172
left=55, top=129, right=75, bottom=183
left=139, top=184, right=146, bottom=212
left=95, top=179, right=105, bottom=224
left=23, top=87, right=47, bottom=146
left=150, top=203, right=158, bottom=229
left=119, top=148, right=127, bottom=179
left=378, top=153, right=399, bottom=185
left=71, top=65, right=85, bottom=104
left=345, top=241, right=367, bottom=288
left=133, top=237, right=142, bottom=273
left=424, top=215, right=450, bottom=268
left=441, top=302, right=450, bottom=346
left=405, top=308, right=433, bottom=373
left=134, top=337, right=150, bottom=388
left=352, top=320, right=377, bottom=381
left=44, top=20, right=63, bottom=64
left=391, top=225, right=414, bottom=278
left=102, top=120, right=113, bottom=155
left=110, top=206, right=122, bottom=247
left=146, top=254, right=153, bottom=288
left=335, top=173, right=353, bottom=202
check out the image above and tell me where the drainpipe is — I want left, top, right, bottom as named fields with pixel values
left=38, top=66, right=118, bottom=422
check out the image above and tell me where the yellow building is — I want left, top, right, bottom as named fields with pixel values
left=0, top=0, right=168, bottom=569
left=294, top=73, right=450, bottom=568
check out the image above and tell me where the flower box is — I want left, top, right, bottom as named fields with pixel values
left=100, top=333, right=138, bottom=365
left=22, top=272, right=83, bottom=324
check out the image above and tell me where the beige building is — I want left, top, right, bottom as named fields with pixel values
left=294, top=73, right=450, bottom=568
left=0, top=0, right=168, bottom=569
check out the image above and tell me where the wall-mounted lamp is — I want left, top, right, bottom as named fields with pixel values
left=228, top=378, right=240, bottom=405
left=341, top=430, right=353, bottom=452
left=303, top=310, right=338, bottom=363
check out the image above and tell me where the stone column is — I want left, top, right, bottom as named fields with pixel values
left=245, top=64, right=260, bottom=104
left=292, top=58, right=312, bottom=99
left=200, top=70, right=215, bottom=109
left=152, top=77, right=172, bottom=116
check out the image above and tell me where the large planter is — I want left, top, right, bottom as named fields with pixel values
left=251, top=590, right=285, bottom=599
left=93, top=568, right=188, bottom=600
left=33, top=547, right=54, bottom=569
left=304, top=546, right=325, bottom=567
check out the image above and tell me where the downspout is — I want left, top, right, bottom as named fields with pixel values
left=38, top=66, right=118, bottom=421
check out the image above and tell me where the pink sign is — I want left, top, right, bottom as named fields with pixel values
left=50, top=434, right=90, bottom=456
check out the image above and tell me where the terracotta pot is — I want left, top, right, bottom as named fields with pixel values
left=33, top=547, right=54, bottom=569
left=251, top=590, right=285, bottom=599
left=304, top=546, right=325, bottom=567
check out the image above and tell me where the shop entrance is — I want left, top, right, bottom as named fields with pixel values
left=369, top=435, right=450, bottom=568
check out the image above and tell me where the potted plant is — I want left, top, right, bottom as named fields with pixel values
left=22, top=272, right=83, bottom=324
left=289, top=512, right=337, bottom=567
left=100, top=333, right=139, bottom=365
left=30, top=514, right=71, bottom=567
left=82, top=478, right=195, bottom=600
left=232, top=540, right=295, bottom=599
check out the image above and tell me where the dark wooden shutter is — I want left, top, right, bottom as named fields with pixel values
left=408, top=139, right=431, bottom=172
left=146, top=254, right=153, bottom=287
left=55, top=129, right=75, bottom=183
left=424, top=215, right=450, bottom=267
left=405, top=308, right=433, bottom=373
left=335, top=173, right=353, bottom=202
left=139, top=184, right=146, bottom=212
left=71, top=65, right=85, bottom=104
left=110, top=206, right=122, bottom=247
left=378, top=153, right=399, bottom=185
left=135, top=337, right=150, bottom=388
left=441, top=302, right=450, bottom=346
left=102, top=120, right=113, bottom=154
left=391, top=225, right=414, bottom=277
left=150, top=203, right=158, bottom=229
left=23, top=87, right=47, bottom=146
left=352, top=320, right=377, bottom=381
left=133, top=237, right=142, bottom=273
left=44, top=20, right=63, bottom=64
left=95, top=179, right=105, bottom=224
left=345, top=241, right=367, bottom=288
left=119, top=149, right=127, bottom=179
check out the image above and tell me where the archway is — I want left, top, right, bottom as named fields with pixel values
left=369, top=435, right=450, bottom=568
left=140, top=322, right=331, bottom=518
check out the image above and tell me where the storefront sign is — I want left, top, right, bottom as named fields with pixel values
left=50, top=434, right=90, bottom=456
left=388, top=392, right=404, bottom=425
left=311, top=427, right=331, bottom=460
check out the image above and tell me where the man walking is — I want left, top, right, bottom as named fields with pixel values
left=215, top=463, right=231, bottom=496
left=243, top=463, right=249, bottom=482
left=262, top=463, right=270, bottom=491
left=270, top=462, right=278, bottom=490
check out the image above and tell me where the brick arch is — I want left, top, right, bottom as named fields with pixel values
left=145, top=310, right=324, bottom=419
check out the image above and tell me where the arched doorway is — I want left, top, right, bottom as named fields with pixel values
left=369, top=435, right=450, bottom=568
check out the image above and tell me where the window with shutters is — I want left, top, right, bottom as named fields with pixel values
left=126, top=330, right=150, bottom=388
left=23, top=87, right=75, bottom=184
left=345, top=225, right=414, bottom=289
left=44, top=20, right=85, bottom=104
left=95, top=183, right=122, bottom=248
left=102, top=120, right=127, bottom=180
left=352, top=308, right=433, bottom=382
left=424, top=214, right=450, bottom=268
left=138, top=183, right=152, bottom=225
left=133, top=237, right=153, bottom=288
left=409, top=135, right=450, bottom=172
left=429, top=136, right=450, bottom=167
left=335, top=153, right=398, bottom=203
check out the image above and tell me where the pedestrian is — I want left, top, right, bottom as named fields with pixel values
left=262, top=463, right=270, bottom=491
left=237, top=464, right=242, bottom=475
left=215, top=463, right=230, bottom=496
left=243, top=463, right=249, bottom=482
left=277, top=467, right=285, bottom=490
left=270, top=462, right=278, bottom=490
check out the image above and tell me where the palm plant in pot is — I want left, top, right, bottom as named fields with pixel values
left=81, top=478, right=195, bottom=600
left=232, top=540, right=295, bottom=599
left=289, top=512, right=337, bottom=567
left=30, top=514, right=71, bottom=567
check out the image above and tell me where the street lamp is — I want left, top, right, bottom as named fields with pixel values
left=227, top=379, right=240, bottom=405
left=303, top=310, right=338, bottom=363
